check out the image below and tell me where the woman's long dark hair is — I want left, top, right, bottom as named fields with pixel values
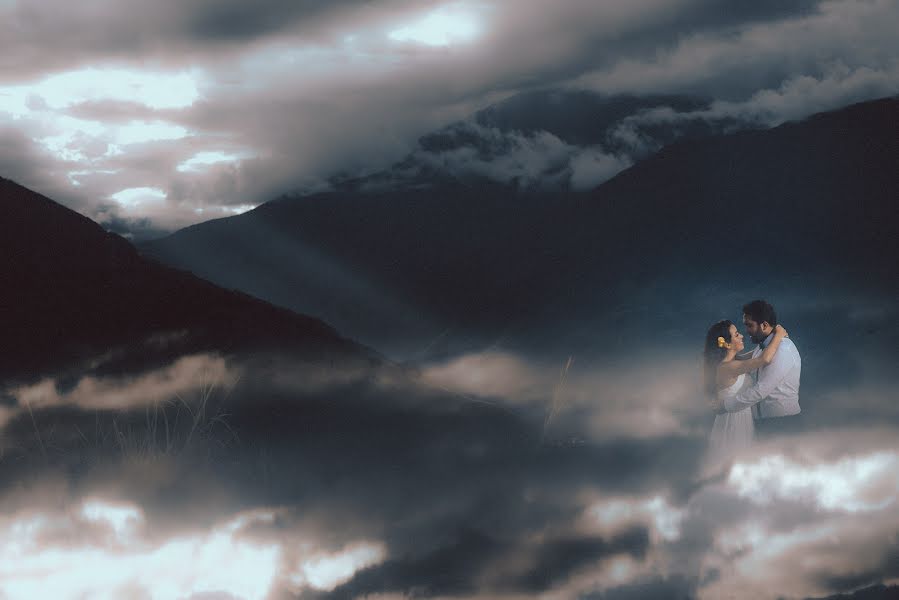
left=703, top=320, right=734, bottom=400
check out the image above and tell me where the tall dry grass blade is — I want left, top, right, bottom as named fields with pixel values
left=541, top=355, right=574, bottom=444
left=23, top=397, right=47, bottom=459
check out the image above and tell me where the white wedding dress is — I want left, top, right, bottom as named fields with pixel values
left=706, top=374, right=754, bottom=470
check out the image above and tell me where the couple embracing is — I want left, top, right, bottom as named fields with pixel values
left=703, top=300, right=802, bottom=463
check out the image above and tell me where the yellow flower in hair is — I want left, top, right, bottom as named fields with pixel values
left=717, top=336, right=731, bottom=349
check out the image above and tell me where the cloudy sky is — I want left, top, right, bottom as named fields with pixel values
left=1, top=0, right=897, bottom=236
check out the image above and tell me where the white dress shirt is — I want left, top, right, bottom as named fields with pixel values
left=723, top=332, right=801, bottom=418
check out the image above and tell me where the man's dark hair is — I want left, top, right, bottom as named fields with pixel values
left=742, top=299, right=777, bottom=327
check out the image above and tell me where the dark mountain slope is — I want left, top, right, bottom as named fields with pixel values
left=141, top=97, right=899, bottom=358
left=0, top=177, right=373, bottom=384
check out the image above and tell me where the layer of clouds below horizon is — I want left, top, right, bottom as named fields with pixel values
left=0, top=306, right=897, bottom=599
left=0, top=0, right=897, bottom=238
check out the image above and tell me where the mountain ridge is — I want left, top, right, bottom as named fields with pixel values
left=139, top=96, right=897, bottom=357
left=0, top=176, right=377, bottom=384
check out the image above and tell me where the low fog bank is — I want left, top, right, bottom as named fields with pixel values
left=0, top=304, right=896, bottom=600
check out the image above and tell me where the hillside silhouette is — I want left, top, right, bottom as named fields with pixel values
left=141, top=97, right=898, bottom=357
left=0, top=177, right=374, bottom=384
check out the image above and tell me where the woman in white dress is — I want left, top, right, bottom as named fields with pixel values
left=703, top=320, right=788, bottom=468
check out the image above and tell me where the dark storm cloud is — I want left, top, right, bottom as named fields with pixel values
left=181, top=0, right=425, bottom=43
left=573, top=1, right=899, bottom=100
left=0, top=0, right=444, bottom=76
left=165, top=0, right=899, bottom=222
left=0, top=0, right=824, bottom=77
left=2, top=0, right=897, bottom=236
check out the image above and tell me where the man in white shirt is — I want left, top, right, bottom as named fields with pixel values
left=722, top=300, right=802, bottom=438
